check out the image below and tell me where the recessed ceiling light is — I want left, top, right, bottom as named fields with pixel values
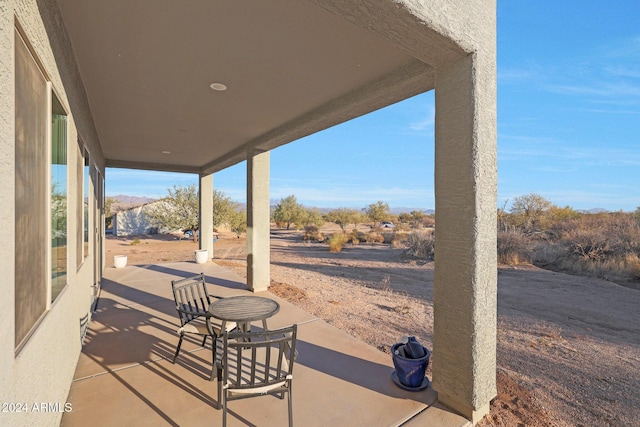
left=210, top=82, right=227, bottom=91
left=161, top=151, right=171, bottom=154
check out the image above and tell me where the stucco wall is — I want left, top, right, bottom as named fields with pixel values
left=0, top=0, right=18, bottom=413
left=1, top=1, right=104, bottom=425
left=113, top=205, right=153, bottom=236
left=113, top=201, right=172, bottom=236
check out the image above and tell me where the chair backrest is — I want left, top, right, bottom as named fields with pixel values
left=222, top=325, right=297, bottom=392
left=171, top=273, right=211, bottom=327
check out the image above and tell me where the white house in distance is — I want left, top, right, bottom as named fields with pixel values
left=111, top=200, right=169, bottom=237
left=1, top=1, right=497, bottom=425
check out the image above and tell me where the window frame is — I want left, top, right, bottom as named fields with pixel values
left=14, top=23, right=71, bottom=352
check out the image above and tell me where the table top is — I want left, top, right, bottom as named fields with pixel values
left=208, top=295, right=280, bottom=323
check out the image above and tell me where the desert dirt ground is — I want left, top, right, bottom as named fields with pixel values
left=106, top=227, right=640, bottom=426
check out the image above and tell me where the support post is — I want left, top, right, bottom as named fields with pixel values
left=199, top=173, right=214, bottom=260
left=433, top=52, right=497, bottom=424
left=246, top=150, right=270, bottom=292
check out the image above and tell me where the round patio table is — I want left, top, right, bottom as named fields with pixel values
left=208, top=295, right=280, bottom=332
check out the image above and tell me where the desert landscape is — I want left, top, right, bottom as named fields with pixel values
left=106, top=227, right=640, bottom=426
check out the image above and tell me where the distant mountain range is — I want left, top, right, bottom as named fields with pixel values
left=577, top=208, right=610, bottom=214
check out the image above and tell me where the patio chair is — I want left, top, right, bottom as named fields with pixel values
left=170, top=273, right=236, bottom=380
left=216, top=324, right=298, bottom=427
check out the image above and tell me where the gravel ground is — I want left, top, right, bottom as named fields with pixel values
left=107, top=229, right=640, bottom=426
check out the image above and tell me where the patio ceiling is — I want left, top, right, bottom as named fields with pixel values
left=56, top=0, right=435, bottom=175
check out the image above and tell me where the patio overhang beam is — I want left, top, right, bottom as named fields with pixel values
left=104, top=159, right=202, bottom=175
left=200, top=59, right=434, bottom=176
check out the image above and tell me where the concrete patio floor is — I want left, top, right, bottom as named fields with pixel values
left=61, top=261, right=470, bottom=427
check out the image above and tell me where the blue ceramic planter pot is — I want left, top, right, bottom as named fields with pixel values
left=391, top=342, right=431, bottom=389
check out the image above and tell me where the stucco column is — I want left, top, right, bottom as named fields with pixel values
left=433, top=53, right=497, bottom=423
left=199, top=173, right=214, bottom=260
left=246, top=150, right=270, bottom=292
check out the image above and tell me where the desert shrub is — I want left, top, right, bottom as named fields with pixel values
left=553, top=214, right=640, bottom=260
left=364, top=232, right=384, bottom=244
left=497, top=230, right=532, bottom=264
left=625, top=254, right=640, bottom=279
left=394, top=222, right=411, bottom=232
left=328, top=233, right=349, bottom=252
left=131, top=238, right=141, bottom=246
left=347, top=229, right=360, bottom=245
left=381, top=231, right=395, bottom=244
left=391, top=231, right=410, bottom=248
left=303, top=225, right=324, bottom=242
left=402, top=231, right=435, bottom=260
left=420, top=216, right=435, bottom=228
left=538, top=213, right=640, bottom=280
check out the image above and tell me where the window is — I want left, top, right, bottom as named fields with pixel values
left=15, top=28, right=48, bottom=350
left=14, top=26, right=69, bottom=351
left=84, top=151, right=90, bottom=258
left=76, top=140, right=90, bottom=267
left=51, top=92, right=68, bottom=303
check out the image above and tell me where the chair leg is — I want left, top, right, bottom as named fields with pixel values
left=210, top=339, right=217, bottom=381
left=288, top=385, right=293, bottom=427
left=222, top=390, right=227, bottom=427
left=216, top=371, right=223, bottom=410
left=201, top=335, right=207, bottom=347
left=172, top=335, right=184, bottom=363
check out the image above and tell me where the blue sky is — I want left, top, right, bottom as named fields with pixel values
left=107, top=1, right=640, bottom=212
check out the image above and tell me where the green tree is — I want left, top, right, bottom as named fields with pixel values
left=324, top=208, right=362, bottom=231
left=228, top=209, right=247, bottom=238
left=510, top=193, right=553, bottom=234
left=105, top=197, right=117, bottom=229
left=212, top=190, right=238, bottom=230
left=147, top=184, right=200, bottom=241
left=299, top=207, right=325, bottom=229
left=272, top=195, right=303, bottom=229
left=363, top=200, right=390, bottom=228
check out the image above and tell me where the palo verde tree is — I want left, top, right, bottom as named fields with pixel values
left=363, top=200, right=390, bottom=228
left=212, top=189, right=239, bottom=230
left=228, top=209, right=247, bottom=238
left=272, top=195, right=304, bottom=229
left=298, top=207, right=325, bottom=229
left=147, top=184, right=200, bottom=241
left=509, top=193, right=553, bottom=234
left=324, top=208, right=363, bottom=231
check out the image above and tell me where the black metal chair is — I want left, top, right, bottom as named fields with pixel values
left=216, top=324, right=298, bottom=427
left=170, top=273, right=236, bottom=380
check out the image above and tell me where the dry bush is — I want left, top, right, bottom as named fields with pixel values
left=626, top=254, right=640, bottom=279
left=347, top=229, right=360, bottom=245
left=420, top=216, right=435, bottom=228
left=381, top=231, right=395, bottom=244
left=391, top=231, right=410, bottom=248
left=364, top=232, right=385, bottom=244
left=539, top=213, right=640, bottom=281
left=328, top=233, right=349, bottom=252
left=402, top=231, right=435, bottom=260
left=302, top=225, right=324, bottom=242
left=497, top=230, right=532, bottom=265
left=394, top=222, right=411, bottom=232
